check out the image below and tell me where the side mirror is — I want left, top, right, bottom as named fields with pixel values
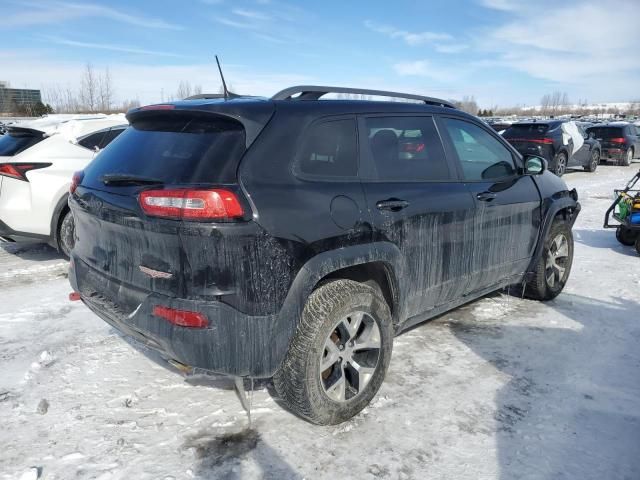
left=524, top=155, right=546, bottom=175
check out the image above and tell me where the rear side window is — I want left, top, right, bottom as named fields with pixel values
left=83, top=114, right=246, bottom=187
left=99, top=127, right=126, bottom=148
left=78, top=131, right=106, bottom=150
left=297, top=119, right=357, bottom=177
left=0, top=130, right=43, bottom=156
left=587, top=126, right=624, bottom=138
left=441, top=117, right=516, bottom=181
left=362, top=116, right=450, bottom=181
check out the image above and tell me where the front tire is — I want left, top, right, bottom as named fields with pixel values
left=57, top=210, right=75, bottom=259
left=273, top=279, right=393, bottom=425
left=584, top=150, right=599, bottom=172
left=553, top=152, right=568, bottom=177
left=525, top=220, right=574, bottom=301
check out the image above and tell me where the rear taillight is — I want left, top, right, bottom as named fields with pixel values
left=0, top=163, right=51, bottom=181
left=610, top=137, right=626, bottom=144
left=139, top=189, right=244, bottom=220
left=70, top=170, right=84, bottom=194
left=507, top=138, right=553, bottom=145
left=153, top=305, right=208, bottom=328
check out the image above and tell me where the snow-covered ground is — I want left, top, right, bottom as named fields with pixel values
left=1, top=164, right=640, bottom=480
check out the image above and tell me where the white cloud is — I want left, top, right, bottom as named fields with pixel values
left=232, top=8, right=271, bottom=21
left=364, top=20, right=451, bottom=46
left=0, top=52, right=312, bottom=105
left=3, top=1, right=182, bottom=29
left=41, top=36, right=187, bottom=58
left=478, top=0, right=520, bottom=11
left=393, top=60, right=468, bottom=83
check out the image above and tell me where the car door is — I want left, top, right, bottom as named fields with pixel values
left=437, top=116, right=542, bottom=295
left=358, top=114, right=476, bottom=319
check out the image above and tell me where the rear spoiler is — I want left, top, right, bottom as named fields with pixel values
left=126, top=102, right=275, bottom=148
left=6, top=126, right=46, bottom=138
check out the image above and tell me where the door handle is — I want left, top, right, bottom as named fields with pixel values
left=476, top=192, right=497, bottom=202
left=376, top=199, right=410, bottom=212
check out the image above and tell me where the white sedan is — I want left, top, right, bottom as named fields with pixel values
left=0, top=115, right=128, bottom=257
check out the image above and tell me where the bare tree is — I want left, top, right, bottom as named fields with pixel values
left=79, top=63, right=98, bottom=112
left=175, top=81, right=193, bottom=99
left=452, top=95, right=479, bottom=115
left=98, top=67, right=114, bottom=112
left=193, top=84, right=203, bottom=95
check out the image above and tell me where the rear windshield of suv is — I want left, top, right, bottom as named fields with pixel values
left=0, top=129, right=44, bottom=156
left=82, top=114, right=246, bottom=188
left=503, top=124, right=550, bottom=136
left=587, top=126, right=624, bottom=138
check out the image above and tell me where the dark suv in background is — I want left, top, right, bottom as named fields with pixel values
left=68, top=86, right=580, bottom=424
left=502, top=120, right=601, bottom=176
left=586, top=122, right=639, bottom=166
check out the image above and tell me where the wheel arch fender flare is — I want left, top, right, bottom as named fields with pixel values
left=527, top=192, right=580, bottom=274
left=270, top=242, right=405, bottom=370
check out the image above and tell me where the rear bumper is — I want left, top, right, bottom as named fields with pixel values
left=600, top=148, right=627, bottom=161
left=69, top=254, right=281, bottom=378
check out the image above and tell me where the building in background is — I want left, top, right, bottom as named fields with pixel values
left=0, top=81, right=43, bottom=114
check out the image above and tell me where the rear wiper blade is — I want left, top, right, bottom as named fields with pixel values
left=101, top=174, right=164, bottom=186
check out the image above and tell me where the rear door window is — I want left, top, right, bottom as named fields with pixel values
left=297, top=119, right=357, bottom=178
left=82, top=114, right=246, bottom=189
left=78, top=131, right=107, bottom=151
left=361, top=116, right=451, bottom=181
left=587, top=126, right=624, bottom=139
left=99, top=127, right=126, bottom=149
left=441, top=117, right=516, bottom=181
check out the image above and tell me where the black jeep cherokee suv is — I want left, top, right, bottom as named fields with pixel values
left=68, top=86, right=580, bottom=425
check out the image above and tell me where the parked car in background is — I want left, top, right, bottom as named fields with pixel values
left=68, top=86, right=580, bottom=425
left=0, top=115, right=128, bottom=257
left=586, top=122, right=639, bottom=166
left=502, top=120, right=601, bottom=176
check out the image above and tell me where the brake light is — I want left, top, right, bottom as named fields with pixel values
left=153, top=305, right=208, bottom=328
left=0, top=163, right=51, bottom=181
left=70, top=170, right=84, bottom=194
left=140, top=104, right=175, bottom=111
left=610, top=137, right=626, bottom=144
left=139, top=189, right=244, bottom=220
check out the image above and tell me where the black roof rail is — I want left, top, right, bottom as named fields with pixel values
left=272, top=85, right=456, bottom=109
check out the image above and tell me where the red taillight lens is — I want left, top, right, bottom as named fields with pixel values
left=0, top=163, right=51, bottom=181
left=153, top=305, right=208, bottom=328
left=139, top=189, right=244, bottom=220
left=140, top=104, right=176, bottom=111
left=507, top=138, right=553, bottom=145
left=70, top=170, right=84, bottom=194
left=610, top=137, right=625, bottom=144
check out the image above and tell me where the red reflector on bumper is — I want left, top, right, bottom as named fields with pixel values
left=69, top=292, right=81, bottom=301
left=152, top=305, right=208, bottom=328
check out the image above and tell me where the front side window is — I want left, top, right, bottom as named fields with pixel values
left=362, top=116, right=450, bottom=181
left=441, top=118, right=516, bottom=181
left=297, top=119, right=357, bottom=177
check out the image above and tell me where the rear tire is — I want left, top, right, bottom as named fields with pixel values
left=552, top=152, right=568, bottom=177
left=57, top=210, right=75, bottom=259
left=525, top=220, right=574, bottom=301
left=635, top=237, right=640, bottom=256
left=621, top=148, right=633, bottom=167
left=273, top=279, right=393, bottom=425
left=616, top=225, right=637, bottom=246
left=584, top=150, right=599, bottom=172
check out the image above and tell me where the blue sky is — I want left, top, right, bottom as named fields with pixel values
left=1, top=0, right=639, bottom=107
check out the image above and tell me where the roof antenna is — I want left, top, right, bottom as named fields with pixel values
left=215, top=55, right=230, bottom=100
